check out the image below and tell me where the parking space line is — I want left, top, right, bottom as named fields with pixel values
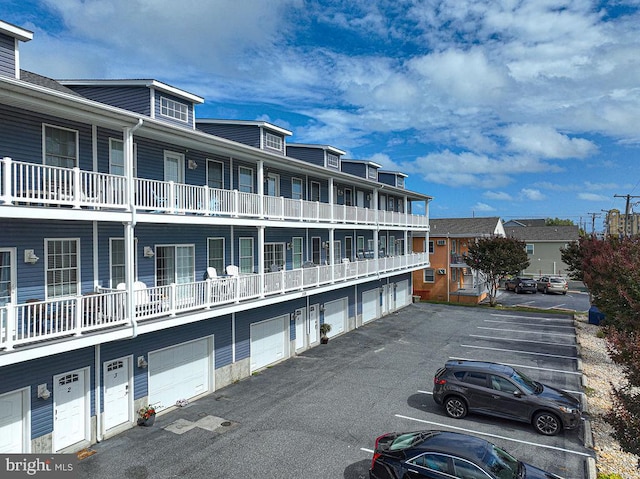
left=448, top=357, right=583, bottom=375
left=469, top=335, right=575, bottom=347
left=394, top=414, right=591, bottom=457
left=461, top=344, right=577, bottom=359
left=361, top=447, right=374, bottom=454
left=491, top=314, right=574, bottom=323
left=477, top=327, right=575, bottom=337
left=418, top=390, right=433, bottom=395
left=485, top=320, right=575, bottom=330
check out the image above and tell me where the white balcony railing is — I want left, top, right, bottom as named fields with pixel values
left=0, top=252, right=429, bottom=352
left=1, top=158, right=429, bottom=228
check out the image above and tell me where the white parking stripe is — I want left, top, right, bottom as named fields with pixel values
left=491, top=314, right=573, bottom=322
left=477, top=327, right=575, bottom=337
left=469, top=334, right=576, bottom=347
left=448, top=357, right=583, bottom=375
left=361, top=447, right=374, bottom=454
left=485, top=320, right=575, bottom=329
left=418, top=390, right=433, bottom=395
left=461, top=344, right=577, bottom=359
left=394, top=414, right=591, bottom=457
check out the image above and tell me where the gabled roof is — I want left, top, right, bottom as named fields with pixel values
left=286, top=143, right=346, bottom=156
left=0, top=20, right=33, bottom=42
left=430, top=217, right=505, bottom=237
left=21, top=70, right=83, bottom=97
left=378, top=170, right=408, bottom=178
left=340, top=158, right=383, bottom=168
left=196, top=119, right=292, bottom=137
left=58, top=79, right=204, bottom=104
left=503, top=218, right=547, bottom=227
left=505, top=225, right=579, bottom=241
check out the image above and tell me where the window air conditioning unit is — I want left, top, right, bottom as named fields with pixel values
left=436, top=239, right=446, bottom=246
left=437, top=268, right=447, bottom=275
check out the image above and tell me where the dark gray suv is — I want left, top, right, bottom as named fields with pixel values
left=432, top=360, right=582, bottom=435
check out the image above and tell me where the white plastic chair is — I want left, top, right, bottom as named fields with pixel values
left=226, top=265, right=239, bottom=276
left=206, top=267, right=217, bottom=279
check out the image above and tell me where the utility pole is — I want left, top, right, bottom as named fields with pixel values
left=586, top=212, right=601, bottom=236
left=614, top=194, right=640, bottom=237
left=601, top=209, right=610, bottom=237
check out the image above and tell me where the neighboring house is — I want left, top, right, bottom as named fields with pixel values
left=0, top=20, right=432, bottom=454
left=504, top=226, right=580, bottom=277
left=503, top=218, right=547, bottom=228
left=413, top=217, right=505, bottom=304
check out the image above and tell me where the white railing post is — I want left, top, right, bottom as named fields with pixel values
left=169, top=283, right=177, bottom=317
left=233, top=190, right=239, bottom=218
left=1, top=157, right=13, bottom=205
left=74, top=296, right=83, bottom=336
left=72, top=167, right=82, bottom=209
left=3, top=305, right=15, bottom=351
left=280, top=196, right=285, bottom=219
left=206, top=279, right=212, bottom=308
left=168, top=181, right=176, bottom=214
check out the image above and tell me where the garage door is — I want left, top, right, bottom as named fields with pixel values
left=396, top=280, right=409, bottom=308
left=251, top=315, right=288, bottom=373
left=0, top=389, right=27, bottom=452
left=362, top=288, right=379, bottom=324
left=149, top=337, right=211, bottom=413
left=324, top=298, right=347, bottom=338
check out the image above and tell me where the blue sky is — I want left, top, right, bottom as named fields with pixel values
left=5, top=0, right=640, bottom=231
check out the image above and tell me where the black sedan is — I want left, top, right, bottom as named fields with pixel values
left=504, top=277, right=537, bottom=294
left=369, top=430, right=561, bottom=479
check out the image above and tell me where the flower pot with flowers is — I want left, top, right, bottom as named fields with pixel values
left=137, top=405, right=156, bottom=426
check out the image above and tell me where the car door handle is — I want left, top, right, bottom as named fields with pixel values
left=492, top=394, right=500, bottom=399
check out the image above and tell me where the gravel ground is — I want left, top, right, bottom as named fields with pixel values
left=576, top=314, right=640, bottom=478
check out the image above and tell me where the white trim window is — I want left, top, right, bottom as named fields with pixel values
left=292, top=237, right=303, bottom=269
left=238, top=166, right=254, bottom=193
left=264, top=132, right=283, bottom=152
left=327, top=153, right=339, bottom=168
left=526, top=244, right=534, bottom=255
left=333, top=240, right=341, bottom=264
left=312, top=237, right=321, bottom=265
left=367, top=166, right=377, bottom=180
left=292, top=178, right=303, bottom=200
left=45, top=238, right=80, bottom=298
left=164, top=151, right=185, bottom=183
left=207, top=238, right=225, bottom=274
left=239, top=237, right=254, bottom=274
left=155, top=245, right=195, bottom=287
left=110, top=238, right=126, bottom=288
left=424, top=268, right=435, bottom=283
left=109, top=138, right=137, bottom=177
left=428, top=240, right=434, bottom=254
left=264, top=243, right=285, bottom=271
left=43, top=124, right=78, bottom=168
left=206, top=159, right=224, bottom=189
left=310, top=181, right=321, bottom=202
left=160, top=96, right=188, bottom=122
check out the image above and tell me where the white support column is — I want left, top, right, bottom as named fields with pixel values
left=258, top=225, right=265, bottom=297
left=329, top=228, right=335, bottom=282
left=257, top=160, right=264, bottom=218
left=328, top=177, right=334, bottom=223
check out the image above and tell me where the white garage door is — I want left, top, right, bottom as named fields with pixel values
left=362, top=288, right=379, bottom=324
left=324, top=298, right=347, bottom=337
left=251, top=315, right=288, bottom=373
left=149, top=337, right=211, bottom=413
left=0, top=389, right=27, bottom=453
left=396, top=280, right=409, bottom=308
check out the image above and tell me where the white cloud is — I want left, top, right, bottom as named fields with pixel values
left=483, top=191, right=512, bottom=201
left=504, top=124, right=597, bottom=159
left=472, top=202, right=496, bottom=212
left=578, top=193, right=610, bottom=201
left=520, top=188, right=546, bottom=201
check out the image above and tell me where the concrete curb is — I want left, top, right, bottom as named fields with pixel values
left=585, top=457, right=597, bottom=479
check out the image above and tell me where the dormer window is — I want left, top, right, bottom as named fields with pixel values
left=265, top=132, right=283, bottom=152
left=160, top=96, right=188, bottom=122
left=397, top=177, right=405, bottom=188
left=327, top=153, right=339, bottom=168
left=367, top=166, right=377, bottom=180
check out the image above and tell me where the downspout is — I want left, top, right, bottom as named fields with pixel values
left=95, top=344, right=102, bottom=442
left=126, top=119, right=143, bottom=338
left=446, top=234, right=450, bottom=302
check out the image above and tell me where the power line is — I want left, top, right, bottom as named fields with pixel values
left=613, top=194, right=640, bottom=237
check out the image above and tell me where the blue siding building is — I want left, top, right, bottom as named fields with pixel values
left=0, top=19, right=431, bottom=454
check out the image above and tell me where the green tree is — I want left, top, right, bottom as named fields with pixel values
left=465, top=236, right=530, bottom=307
left=564, top=235, right=640, bottom=457
left=545, top=217, right=575, bottom=226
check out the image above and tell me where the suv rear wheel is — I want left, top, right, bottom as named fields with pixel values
left=533, top=411, right=561, bottom=435
left=444, top=396, right=468, bottom=419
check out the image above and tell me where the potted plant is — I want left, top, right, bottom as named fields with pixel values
left=320, top=323, right=331, bottom=344
left=137, top=405, right=156, bottom=426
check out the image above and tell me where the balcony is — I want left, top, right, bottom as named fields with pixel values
left=0, top=252, right=429, bottom=353
left=0, top=158, right=428, bottom=228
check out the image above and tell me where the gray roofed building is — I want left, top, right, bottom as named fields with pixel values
left=503, top=218, right=547, bottom=227
left=505, top=225, right=579, bottom=276
left=429, top=217, right=505, bottom=237
left=505, top=225, right=579, bottom=242
left=20, top=70, right=83, bottom=97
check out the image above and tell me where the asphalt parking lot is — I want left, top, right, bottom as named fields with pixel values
left=78, top=303, right=594, bottom=479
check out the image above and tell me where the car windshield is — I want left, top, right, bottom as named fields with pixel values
left=509, top=369, right=538, bottom=394
left=484, top=444, right=521, bottom=479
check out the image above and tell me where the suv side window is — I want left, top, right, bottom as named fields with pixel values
left=453, top=371, right=465, bottom=380
left=411, top=453, right=450, bottom=473
left=462, top=371, right=488, bottom=387
left=490, top=375, right=519, bottom=394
